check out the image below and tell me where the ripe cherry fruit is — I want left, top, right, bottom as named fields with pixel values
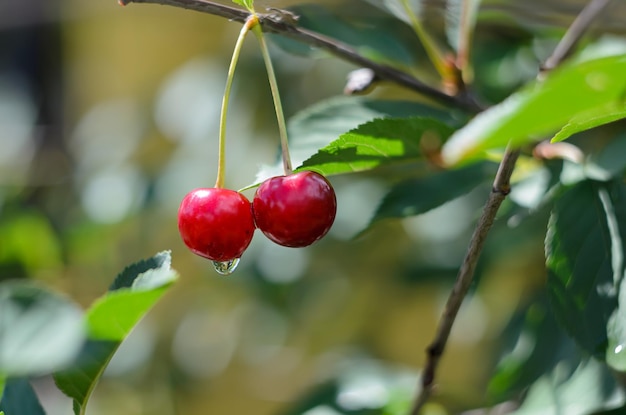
left=253, top=171, right=337, bottom=248
left=178, top=188, right=255, bottom=263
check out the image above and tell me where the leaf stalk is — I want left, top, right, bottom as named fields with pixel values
left=400, top=0, right=451, bottom=83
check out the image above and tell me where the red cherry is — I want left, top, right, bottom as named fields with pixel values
left=253, top=171, right=337, bottom=247
left=178, top=188, right=255, bottom=261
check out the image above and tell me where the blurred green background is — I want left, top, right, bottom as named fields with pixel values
left=1, top=0, right=624, bottom=414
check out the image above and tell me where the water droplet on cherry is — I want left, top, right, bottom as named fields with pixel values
left=212, top=258, right=240, bottom=275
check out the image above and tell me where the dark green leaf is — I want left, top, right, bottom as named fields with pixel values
left=546, top=180, right=626, bottom=358
left=0, top=378, right=46, bottom=415
left=369, top=161, right=497, bottom=225
left=507, top=358, right=624, bottom=415
left=288, top=97, right=460, bottom=167
left=488, top=297, right=577, bottom=401
left=551, top=103, right=626, bottom=143
left=605, top=182, right=626, bottom=371
left=280, top=381, right=340, bottom=415
left=246, top=97, right=463, bottom=189
left=362, top=0, right=422, bottom=25
left=585, top=134, right=626, bottom=181
left=109, top=250, right=172, bottom=290
left=298, top=117, right=455, bottom=176
left=442, top=52, right=626, bottom=165
left=278, top=359, right=412, bottom=415
left=274, top=3, right=422, bottom=67
left=53, top=251, right=178, bottom=415
left=0, top=281, right=84, bottom=377
left=53, top=341, right=116, bottom=415
left=589, top=404, right=626, bottom=415
left=445, top=0, right=482, bottom=53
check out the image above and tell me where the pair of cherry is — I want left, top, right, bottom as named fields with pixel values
left=177, top=13, right=336, bottom=271
left=177, top=170, right=336, bottom=266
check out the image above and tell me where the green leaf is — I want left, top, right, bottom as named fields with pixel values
left=108, top=250, right=173, bottom=290
left=488, top=296, right=577, bottom=401
left=230, top=0, right=253, bottom=11
left=551, top=102, right=626, bottom=143
left=442, top=53, right=626, bottom=165
left=445, top=0, right=482, bottom=53
left=86, top=287, right=170, bottom=340
left=249, top=97, right=462, bottom=188
left=546, top=180, right=626, bottom=358
left=362, top=0, right=423, bottom=25
left=584, top=134, right=626, bottom=181
left=53, top=251, right=178, bottom=415
left=508, top=358, right=624, bottom=415
left=0, top=379, right=46, bottom=415
left=0, top=211, right=62, bottom=275
left=369, top=161, right=497, bottom=225
left=605, top=181, right=626, bottom=371
left=589, top=405, right=626, bottom=415
left=0, top=281, right=84, bottom=377
left=54, top=341, right=116, bottom=415
left=298, top=117, right=455, bottom=176
left=278, top=3, right=422, bottom=67
left=289, top=97, right=460, bottom=166
left=281, top=381, right=340, bottom=415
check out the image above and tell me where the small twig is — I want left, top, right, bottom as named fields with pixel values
left=541, top=0, right=613, bottom=73
left=410, top=147, right=519, bottom=415
left=409, top=0, right=613, bottom=413
left=118, top=0, right=482, bottom=112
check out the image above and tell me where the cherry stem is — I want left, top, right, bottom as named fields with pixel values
left=215, top=15, right=257, bottom=188
left=252, top=20, right=293, bottom=176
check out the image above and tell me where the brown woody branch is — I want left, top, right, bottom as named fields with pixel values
left=410, top=146, right=520, bottom=415
left=118, top=0, right=482, bottom=112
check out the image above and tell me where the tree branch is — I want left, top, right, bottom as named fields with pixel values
left=409, top=0, right=614, bottom=413
left=541, top=0, right=613, bottom=73
left=118, top=0, right=482, bottom=112
left=410, top=147, right=519, bottom=415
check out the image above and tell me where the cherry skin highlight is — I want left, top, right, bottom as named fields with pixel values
left=253, top=171, right=337, bottom=247
left=178, top=188, right=255, bottom=261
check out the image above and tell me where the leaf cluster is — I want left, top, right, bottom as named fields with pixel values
left=0, top=252, right=178, bottom=415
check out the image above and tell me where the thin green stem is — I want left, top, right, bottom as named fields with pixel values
left=0, top=373, right=5, bottom=403
left=215, top=16, right=256, bottom=188
left=401, top=0, right=449, bottom=81
left=252, top=21, right=293, bottom=175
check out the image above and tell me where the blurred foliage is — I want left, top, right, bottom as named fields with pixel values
left=1, top=0, right=626, bottom=415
